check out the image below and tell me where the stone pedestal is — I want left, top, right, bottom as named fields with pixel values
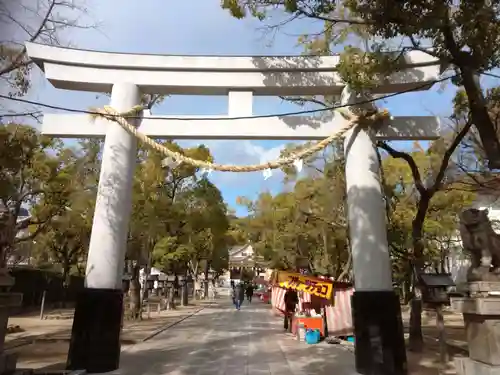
left=451, top=282, right=500, bottom=375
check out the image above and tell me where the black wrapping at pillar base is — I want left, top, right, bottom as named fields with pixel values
left=352, top=290, right=407, bottom=375
left=66, top=288, right=124, bottom=373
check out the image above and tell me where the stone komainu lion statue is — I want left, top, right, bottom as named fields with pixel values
left=459, top=208, right=500, bottom=282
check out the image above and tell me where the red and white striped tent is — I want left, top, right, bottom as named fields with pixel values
left=271, top=278, right=354, bottom=336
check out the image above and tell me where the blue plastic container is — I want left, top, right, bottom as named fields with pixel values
left=304, top=328, right=321, bottom=345
left=347, top=336, right=355, bottom=343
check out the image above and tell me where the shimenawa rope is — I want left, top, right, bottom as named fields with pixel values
left=89, top=105, right=390, bottom=173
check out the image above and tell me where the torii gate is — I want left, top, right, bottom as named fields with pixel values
left=26, top=42, right=441, bottom=375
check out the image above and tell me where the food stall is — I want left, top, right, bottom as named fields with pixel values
left=270, top=271, right=333, bottom=339
left=293, top=312, right=325, bottom=337
left=270, top=271, right=354, bottom=338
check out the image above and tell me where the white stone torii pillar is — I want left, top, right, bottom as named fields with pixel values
left=87, top=83, right=141, bottom=292
left=72, top=83, right=142, bottom=373
left=342, top=87, right=407, bottom=374
left=25, top=42, right=441, bottom=375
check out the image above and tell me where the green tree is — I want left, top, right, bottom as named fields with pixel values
left=222, top=0, right=500, bottom=167
left=236, top=144, right=352, bottom=280
left=378, top=132, right=476, bottom=350
left=128, top=142, right=214, bottom=316
left=222, top=0, right=492, bottom=351
left=32, top=204, right=91, bottom=296
left=0, top=124, right=82, bottom=267
left=147, top=142, right=213, bottom=272
left=187, top=177, right=230, bottom=293
left=454, top=87, right=500, bottom=178
left=30, top=139, right=100, bottom=280
left=226, top=213, right=252, bottom=246
left=345, top=0, right=500, bottom=168
left=235, top=121, right=475, bottom=351
left=211, top=244, right=230, bottom=280
left=153, top=176, right=229, bottom=298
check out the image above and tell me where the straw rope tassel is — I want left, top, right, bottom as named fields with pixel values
left=89, top=105, right=390, bottom=173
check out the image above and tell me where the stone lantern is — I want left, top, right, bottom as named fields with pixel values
left=0, top=203, right=23, bottom=374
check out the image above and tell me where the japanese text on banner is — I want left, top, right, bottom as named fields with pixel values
left=276, top=271, right=333, bottom=300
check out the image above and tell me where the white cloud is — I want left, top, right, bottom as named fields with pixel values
left=179, top=140, right=287, bottom=186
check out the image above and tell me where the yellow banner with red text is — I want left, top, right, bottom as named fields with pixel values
left=274, top=271, right=333, bottom=300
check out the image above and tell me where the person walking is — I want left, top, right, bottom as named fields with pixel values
left=283, top=288, right=298, bottom=332
left=235, top=283, right=245, bottom=310
left=231, top=285, right=236, bottom=306
left=245, top=283, right=254, bottom=303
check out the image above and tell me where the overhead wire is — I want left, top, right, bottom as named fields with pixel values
left=0, top=73, right=456, bottom=172
left=0, top=73, right=461, bottom=173
left=0, top=74, right=455, bottom=121
left=481, top=71, right=500, bottom=80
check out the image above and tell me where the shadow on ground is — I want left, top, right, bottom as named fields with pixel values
left=13, top=304, right=220, bottom=372
left=34, top=302, right=462, bottom=375
left=108, top=303, right=357, bottom=375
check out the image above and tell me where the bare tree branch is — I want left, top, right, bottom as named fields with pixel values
left=377, top=142, right=427, bottom=196
left=296, top=8, right=370, bottom=25
left=1, top=0, right=97, bottom=97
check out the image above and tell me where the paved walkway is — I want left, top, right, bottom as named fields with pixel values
left=8, top=304, right=204, bottom=348
left=107, top=300, right=357, bottom=375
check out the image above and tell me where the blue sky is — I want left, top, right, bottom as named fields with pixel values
left=4, top=0, right=498, bottom=216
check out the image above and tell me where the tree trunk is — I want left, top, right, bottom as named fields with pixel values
left=460, top=66, right=500, bottom=168
left=408, top=274, right=423, bottom=352
left=128, top=264, right=141, bottom=320
left=167, top=286, right=176, bottom=310
left=403, top=266, right=413, bottom=305
left=76, top=262, right=85, bottom=276
left=442, top=22, right=500, bottom=169
left=181, top=270, right=189, bottom=306
left=203, top=261, right=209, bottom=300
left=336, top=249, right=352, bottom=282
left=408, top=196, right=430, bottom=352
left=0, top=211, right=16, bottom=269
left=440, top=253, right=447, bottom=274
left=377, top=93, right=473, bottom=353
left=61, top=263, right=70, bottom=309
left=189, top=261, right=199, bottom=297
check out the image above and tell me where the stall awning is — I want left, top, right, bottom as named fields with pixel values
left=271, top=271, right=334, bottom=300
